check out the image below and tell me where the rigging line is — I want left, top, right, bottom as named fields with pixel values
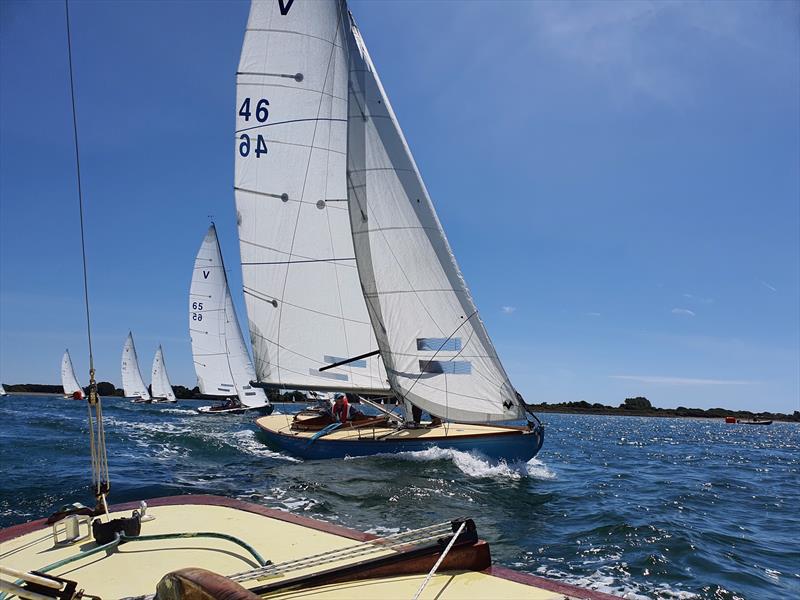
left=275, top=17, right=344, bottom=380
left=323, top=11, right=356, bottom=379
left=65, top=0, right=93, bottom=373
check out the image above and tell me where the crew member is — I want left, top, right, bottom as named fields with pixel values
left=332, top=393, right=363, bottom=423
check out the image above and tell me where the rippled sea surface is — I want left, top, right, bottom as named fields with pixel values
left=1, top=395, right=798, bottom=599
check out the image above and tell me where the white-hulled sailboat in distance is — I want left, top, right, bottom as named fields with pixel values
left=150, top=345, right=177, bottom=403
left=121, top=332, right=151, bottom=403
left=236, top=0, right=543, bottom=461
left=61, top=349, right=84, bottom=399
left=190, top=224, right=272, bottom=415
left=0, top=383, right=8, bottom=396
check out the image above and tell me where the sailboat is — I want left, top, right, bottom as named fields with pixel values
left=1, top=4, right=606, bottom=600
left=236, top=0, right=544, bottom=461
left=121, top=332, right=151, bottom=403
left=190, top=224, right=272, bottom=415
left=0, top=384, right=7, bottom=396
left=150, top=345, right=177, bottom=403
left=61, top=349, right=84, bottom=399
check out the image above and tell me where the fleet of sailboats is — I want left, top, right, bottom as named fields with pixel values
left=189, top=225, right=271, bottom=414
left=17, top=0, right=543, bottom=465
left=234, top=0, right=543, bottom=459
left=61, top=349, right=84, bottom=399
left=0, top=5, right=586, bottom=600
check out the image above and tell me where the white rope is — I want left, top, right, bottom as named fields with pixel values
left=410, top=521, right=466, bottom=600
left=230, top=521, right=454, bottom=582
left=0, top=566, right=62, bottom=590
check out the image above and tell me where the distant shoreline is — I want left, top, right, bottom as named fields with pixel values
left=3, top=386, right=797, bottom=423
left=527, top=402, right=800, bottom=423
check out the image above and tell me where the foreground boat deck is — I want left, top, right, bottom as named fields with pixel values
left=0, top=495, right=615, bottom=599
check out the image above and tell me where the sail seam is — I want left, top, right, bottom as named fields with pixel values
left=240, top=238, right=358, bottom=266
left=244, top=287, right=371, bottom=325
left=242, top=258, right=355, bottom=266
left=244, top=28, right=343, bottom=48
left=236, top=117, right=346, bottom=135
left=237, top=80, right=347, bottom=103
left=242, top=136, right=346, bottom=155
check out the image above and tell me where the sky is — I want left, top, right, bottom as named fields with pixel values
left=1, top=0, right=798, bottom=413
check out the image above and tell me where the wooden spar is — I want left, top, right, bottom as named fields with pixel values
left=248, top=521, right=487, bottom=595
left=318, top=349, right=380, bottom=372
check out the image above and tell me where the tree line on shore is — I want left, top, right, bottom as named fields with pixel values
left=528, top=396, right=800, bottom=422
left=3, top=385, right=798, bottom=422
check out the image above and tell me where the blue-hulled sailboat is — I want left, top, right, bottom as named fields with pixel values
left=234, top=0, right=543, bottom=460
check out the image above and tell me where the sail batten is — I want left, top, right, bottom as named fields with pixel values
left=234, top=0, right=388, bottom=393
left=121, top=333, right=150, bottom=400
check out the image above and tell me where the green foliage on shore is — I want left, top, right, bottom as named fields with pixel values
left=528, top=397, right=800, bottom=422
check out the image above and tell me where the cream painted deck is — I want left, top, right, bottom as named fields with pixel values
left=0, top=500, right=573, bottom=599
left=264, top=571, right=564, bottom=600
left=258, top=414, right=521, bottom=441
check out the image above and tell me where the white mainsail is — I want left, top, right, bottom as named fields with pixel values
left=346, top=17, right=523, bottom=422
left=190, top=224, right=268, bottom=408
left=0, top=384, right=6, bottom=396
left=234, top=0, right=388, bottom=393
left=61, top=349, right=84, bottom=399
left=121, top=332, right=150, bottom=400
left=151, top=345, right=176, bottom=402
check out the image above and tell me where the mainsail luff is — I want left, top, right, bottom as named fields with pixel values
left=61, top=349, right=83, bottom=398
left=151, top=345, right=176, bottom=402
left=234, top=0, right=388, bottom=394
left=345, top=16, right=523, bottom=423
left=121, top=332, right=150, bottom=400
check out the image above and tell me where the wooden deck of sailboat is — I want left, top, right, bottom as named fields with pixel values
left=257, top=414, right=526, bottom=442
left=0, top=496, right=612, bottom=599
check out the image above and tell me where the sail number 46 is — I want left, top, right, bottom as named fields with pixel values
left=238, top=98, right=269, bottom=158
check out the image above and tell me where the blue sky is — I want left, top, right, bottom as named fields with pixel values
left=1, top=1, right=798, bottom=413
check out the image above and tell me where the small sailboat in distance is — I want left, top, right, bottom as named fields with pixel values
left=190, top=224, right=272, bottom=415
left=0, top=383, right=7, bottom=396
left=150, top=345, right=177, bottom=403
left=121, top=332, right=151, bottom=403
left=61, top=349, right=84, bottom=399
left=237, top=0, right=544, bottom=460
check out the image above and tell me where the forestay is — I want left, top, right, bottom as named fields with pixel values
left=151, top=345, right=176, bottom=402
left=346, top=19, right=523, bottom=422
left=234, top=0, right=387, bottom=393
left=121, top=332, right=150, bottom=400
left=61, top=349, right=83, bottom=398
left=190, top=225, right=268, bottom=408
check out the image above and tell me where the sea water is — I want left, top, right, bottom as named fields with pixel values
left=0, top=395, right=797, bottom=599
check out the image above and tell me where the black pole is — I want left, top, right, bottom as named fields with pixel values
left=319, top=349, right=380, bottom=372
